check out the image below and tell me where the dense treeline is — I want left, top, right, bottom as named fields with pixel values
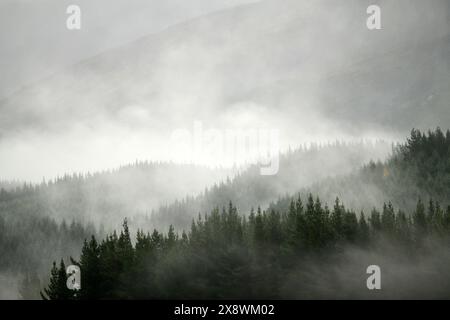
left=43, top=195, right=450, bottom=299
left=150, top=128, right=450, bottom=231
left=0, top=162, right=229, bottom=298
left=41, top=129, right=450, bottom=299
left=0, top=162, right=231, bottom=227
left=0, top=215, right=93, bottom=273
left=0, top=214, right=95, bottom=299
left=392, top=128, right=450, bottom=200
left=272, top=128, right=450, bottom=216
left=150, top=141, right=390, bottom=230
left=0, top=141, right=388, bottom=299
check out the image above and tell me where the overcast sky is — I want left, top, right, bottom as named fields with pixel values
left=0, top=0, right=257, bottom=98
left=0, top=0, right=449, bottom=182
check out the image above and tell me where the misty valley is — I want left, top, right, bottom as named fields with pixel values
left=1, top=129, right=450, bottom=299
left=1, top=0, right=450, bottom=304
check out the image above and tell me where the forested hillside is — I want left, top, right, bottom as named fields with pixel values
left=0, top=215, right=95, bottom=299
left=271, top=128, right=450, bottom=215
left=0, top=140, right=389, bottom=299
left=0, top=162, right=229, bottom=298
left=43, top=197, right=450, bottom=299
left=0, top=141, right=389, bottom=232
left=2, top=0, right=449, bottom=303
left=149, top=141, right=390, bottom=230
left=0, top=162, right=231, bottom=227
left=42, top=128, right=450, bottom=299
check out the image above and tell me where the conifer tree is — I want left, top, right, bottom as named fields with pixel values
left=413, top=199, right=427, bottom=236
left=77, top=236, right=100, bottom=299
left=41, top=260, right=71, bottom=300
left=358, top=212, right=370, bottom=244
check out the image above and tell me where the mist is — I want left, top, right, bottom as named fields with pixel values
left=282, top=238, right=450, bottom=299
left=2, top=0, right=449, bottom=182
left=1, top=0, right=450, bottom=301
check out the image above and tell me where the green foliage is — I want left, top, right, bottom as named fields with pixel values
left=0, top=214, right=94, bottom=277
left=272, top=128, right=450, bottom=217
left=41, top=260, right=72, bottom=300
left=43, top=195, right=450, bottom=299
left=19, top=128, right=450, bottom=298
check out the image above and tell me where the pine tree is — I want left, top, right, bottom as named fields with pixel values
left=395, top=210, right=411, bottom=243
left=369, top=208, right=382, bottom=231
left=358, top=212, right=370, bottom=244
left=342, top=211, right=358, bottom=243
left=381, top=202, right=395, bottom=235
left=413, top=199, right=427, bottom=236
left=331, top=197, right=344, bottom=239
left=166, top=225, right=177, bottom=249
left=77, top=236, right=101, bottom=299
left=118, top=218, right=134, bottom=266
left=41, top=260, right=72, bottom=300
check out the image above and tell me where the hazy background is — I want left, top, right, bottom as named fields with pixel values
left=1, top=0, right=450, bottom=300
left=1, top=0, right=449, bottom=182
left=0, top=0, right=257, bottom=97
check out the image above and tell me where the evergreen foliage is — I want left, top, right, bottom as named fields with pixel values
left=42, top=197, right=450, bottom=299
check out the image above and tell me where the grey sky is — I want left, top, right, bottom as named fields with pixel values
left=0, top=0, right=449, bottom=181
left=0, top=0, right=257, bottom=98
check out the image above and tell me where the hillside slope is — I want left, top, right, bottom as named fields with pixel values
left=1, top=0, right=449, bottom=178
left=0, top=162, right=232, bottom=227
left=271, top=128, right=450, bottom=215
left=149, top=141, right=390, bottom=229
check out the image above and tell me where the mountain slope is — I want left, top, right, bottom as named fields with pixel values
left=151, top=128, right=450, bottom=231
left=1, top=0, right=449, bottom=180
left=0, top=162, right=232, bottom=227
left=270, top=128, right=450, bottom=215
left=149, top=141, right=390, bottom=229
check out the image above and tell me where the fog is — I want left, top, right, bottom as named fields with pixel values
left=1, top=0, right=449, bottom=182
left=0, top=0, right=450, bottom=300
left=0, top=273, right=19, bottom=299
left=282, top=238, right=450, bottom=299
left=0, top=0, right=257, bottom=98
